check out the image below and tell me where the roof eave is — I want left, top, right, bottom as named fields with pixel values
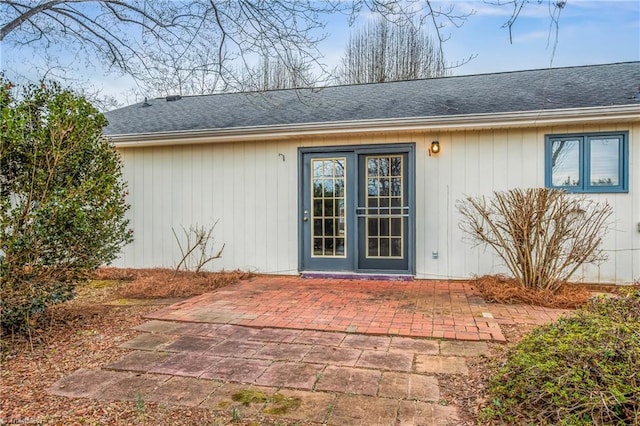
left=107, top=105, right=640, bottom=148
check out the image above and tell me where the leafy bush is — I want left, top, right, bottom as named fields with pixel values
left=483, top=290, right=640, bottom=425
left=458, top=188, right=612, bottom=292
left=0, top=79, right=133, bottom=333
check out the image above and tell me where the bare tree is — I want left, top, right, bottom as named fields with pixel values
left=337, top=16, right=447, bottom=84
left=1, top=1, right=477, bottom=97
left=457, top=188, right=612, bottom=292
left=234, top=51, right=316, bottom=92
left=0, top=0, right=338, bottom=94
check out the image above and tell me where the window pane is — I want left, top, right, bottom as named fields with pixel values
left=310, top=158, right=347, bottom=258
left=590, top=138, right=619, bottom=186
left=551, top=139, right=580, bottom=187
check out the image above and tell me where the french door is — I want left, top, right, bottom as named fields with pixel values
left=299, top=145, right=414, bottom=274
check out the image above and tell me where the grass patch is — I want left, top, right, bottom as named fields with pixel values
left=230, top=389, right=301, bottom=416
left=262, top=393, right=302, bottom=415
left=482, top=289, right=640, bottom=425
left=88, top=280, right=119, bottom=289
left=231, top=389, right=269, bottom=406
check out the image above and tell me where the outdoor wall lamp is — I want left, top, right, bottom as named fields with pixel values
left=429, top=140, right=441, bottom=156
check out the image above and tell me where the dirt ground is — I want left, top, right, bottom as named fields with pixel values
left=0, top=270, right=547, bottom=425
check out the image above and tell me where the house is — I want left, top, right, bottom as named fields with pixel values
left=104, top=62, right=640, bottom=284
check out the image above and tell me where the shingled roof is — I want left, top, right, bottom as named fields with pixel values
left=104, top=62, right=640, bottom=136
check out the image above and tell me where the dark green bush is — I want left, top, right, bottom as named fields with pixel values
left=483, top=290, right=640, bottom=425
left=1, top=79, right=133, bottom=333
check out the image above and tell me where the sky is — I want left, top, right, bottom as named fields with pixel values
left=1, top=0, right=639, bottom=108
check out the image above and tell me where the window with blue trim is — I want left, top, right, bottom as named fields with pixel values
left=545, top=132, right=628, bottom=193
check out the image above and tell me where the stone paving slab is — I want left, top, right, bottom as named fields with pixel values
left=341, top=334, right=392, bottom=350
left=103, top=350, right=172, bottom=372
left=247, top=328, right=302, bottom=343
left=149, top=353, right=221, bottom=377
left=378, top=372, right=440, bottom=401
left=99, top=373, right=170, bottom=401
left=293, top=330, right=346, bottom=346
left=253, top=342, right=311, bottom=361
left=254, top=362, right=324, bottom=390
left=315, top=365, right=381, bottom=396
left=145, top=376, right=221, bottom=407
left=397, top=400, right=460, bottom=426
left=119, top=333, right=177, bottom=351
left=327, top=394, right=399, bottom=425
left=414, top=355, right=470, bottom=375
left=302, top=345, right=362, bottom=366
left=48, top=368, right=125, bottom=399
left=440, top=340, right=490, bottom=357
left=390, top=336, right=440, bottom=354
left=200, top=358, right=271, bottom=383
left=204, top=339, right=264, bottom=358
left=164, top=335, right=222, bottom=353
left=355, top=349, right=414, bottom=372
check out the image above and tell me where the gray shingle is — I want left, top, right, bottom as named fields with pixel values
left=104, top=62, right=640, bottom=136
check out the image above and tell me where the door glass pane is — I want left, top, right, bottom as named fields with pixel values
left=368, top=238, right=377, bottom=257
left=550, top=139, right=580, bottom=187
left=311, top=158, right=347, bottom=258
left=590, top=138, right=619, bottom=186
left=391, top=238, right=402, bottom=257
left=365, top=155, right=404, bottom=259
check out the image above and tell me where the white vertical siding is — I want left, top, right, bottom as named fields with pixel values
left=115, top=121, right=639, bottom=284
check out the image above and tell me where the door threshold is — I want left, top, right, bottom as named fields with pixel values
left=300, top=272, right=414, bottom=281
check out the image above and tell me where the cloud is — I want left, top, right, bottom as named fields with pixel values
left=452, top=1, right=553, bottom=19
left=512, top=30, right=552, bottom=43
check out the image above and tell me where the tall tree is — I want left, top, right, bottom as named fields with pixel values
left=337, top=17, right=447, bottom=84
left=236, top=51, right=316, bottom=92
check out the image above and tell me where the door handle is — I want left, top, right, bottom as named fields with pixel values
left=303, top=210, right=309, bottom=222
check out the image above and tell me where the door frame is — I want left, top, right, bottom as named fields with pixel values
left=298, top=143, right=416, bottom=275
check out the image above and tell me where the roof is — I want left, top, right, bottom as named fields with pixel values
left=104, top=62, right=640, bottom=137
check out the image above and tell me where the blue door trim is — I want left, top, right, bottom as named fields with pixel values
left=298, top=143, right=416, bottom=275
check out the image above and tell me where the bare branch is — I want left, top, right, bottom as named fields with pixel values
left=337, top=15, right=448, bottom=84
left=458, top=188, right=612, bottom=291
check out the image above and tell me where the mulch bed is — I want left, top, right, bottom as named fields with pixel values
left=473, top=274, right=592, bottom=309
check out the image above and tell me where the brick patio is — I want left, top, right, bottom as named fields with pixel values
left=145, top=276, right=570, bottom=342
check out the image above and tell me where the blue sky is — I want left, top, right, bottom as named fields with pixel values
left=1, top=0, right=638, bottom=106
left=316, top=0, right=639, bottom=75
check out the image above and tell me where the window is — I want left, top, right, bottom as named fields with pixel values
left=545, top=132, right=628, bottom=193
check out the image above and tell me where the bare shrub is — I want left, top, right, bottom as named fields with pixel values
left=172, top=222, right=225, bottom=275
left=458, top=188, right=612, bottom=292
